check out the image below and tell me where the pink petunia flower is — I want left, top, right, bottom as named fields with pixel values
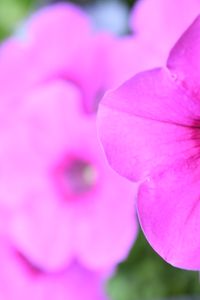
left=0, top=2, right=146, bottom=297
left=130, top=0, right=200, bottom=61
left=0, top=237, right=107, bottom=300
left=1, top=78, right=137, bottom=272
left=98, top=16, right=200, bottom=270
left=0, top=3, right=138, bottom=272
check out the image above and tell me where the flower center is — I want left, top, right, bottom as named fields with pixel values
left=54, top=156, right=98, bottom=199
left=65, top=159, right=97, bottom=194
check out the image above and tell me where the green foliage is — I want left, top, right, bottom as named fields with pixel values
left=108, top=230, right=200, bottom=300
left=126, top=0, right=137, bottom=8
left=0, top=0, right=35, bottom=40
left=0, top=0, right=137, bottom=40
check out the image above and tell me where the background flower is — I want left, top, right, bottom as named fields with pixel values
left=0, top=1, right=138, bottom=279
left=0, top=237, right=107, bottom=300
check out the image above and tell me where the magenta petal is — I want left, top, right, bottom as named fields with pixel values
left=167, top=15, right=200, bottom=92
left=137, top=163, right=200, bottom=270
left=98, top=68, right=199, bottom=181
left=98, top=64, right=200, bottom=268
left=98, top=11, right=200, bottom=270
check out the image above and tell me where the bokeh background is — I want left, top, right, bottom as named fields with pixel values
left=1, top=0, right=200, bottom=299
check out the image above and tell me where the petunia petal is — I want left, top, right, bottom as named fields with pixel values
left=167, top=15, right=200, bottom=93
left=98, top=68, right=200, bottom=182
left=137, top=162, right=200, bottom=270
left=98, top=5, right=200, bottom=270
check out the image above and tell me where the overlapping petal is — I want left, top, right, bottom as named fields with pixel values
left=167, top=16, right=200, bottom=94
left=98, top=68, right=199, bottom=181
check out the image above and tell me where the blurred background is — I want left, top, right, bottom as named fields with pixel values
left=0, top=0, right=137, bottom=39
left=1, top=0, right=200, bottom=299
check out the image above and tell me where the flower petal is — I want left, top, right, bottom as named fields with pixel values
left=137, top=162, right=200, bottom=270
left=167, top=15, right=200, bottom=93
left=98, top=68, right=199, bottom=182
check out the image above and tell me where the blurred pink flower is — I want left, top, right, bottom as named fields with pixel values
left=130, top=0, right=200, bottom=61
left=0, top=238, right=107, bottom=300
left=2, top=77, right=137, bottom=272
left=0, top=4, right=138, bottom=273
left=98, top=16, right=200, bottom=270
